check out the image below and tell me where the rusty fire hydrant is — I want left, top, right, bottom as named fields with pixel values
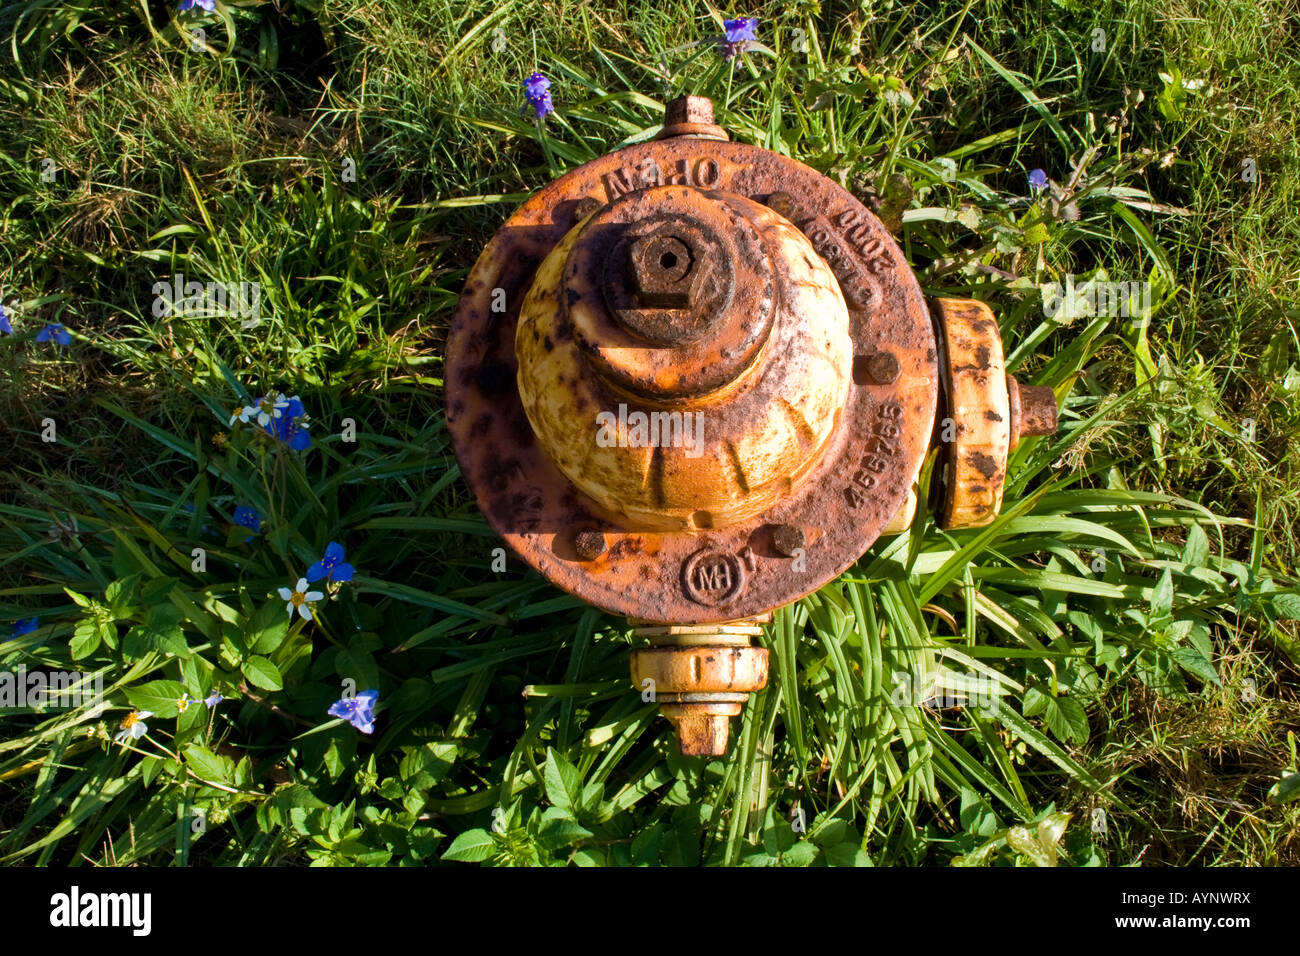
left=446, top=95, right=1057, bottom=757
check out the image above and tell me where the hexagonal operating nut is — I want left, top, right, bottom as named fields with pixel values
left=664, top=95, right=716, bottom=128
left=627, top=230, right=705, bottom=309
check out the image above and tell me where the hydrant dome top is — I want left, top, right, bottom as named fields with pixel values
left=516, top=184, right=855, bottom=531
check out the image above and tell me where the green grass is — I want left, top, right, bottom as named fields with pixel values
left=0, top=0, right=1297, bottom=866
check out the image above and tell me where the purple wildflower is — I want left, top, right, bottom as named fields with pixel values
left=306, top=541, right=355, bottom=584
left=203, top=692, right=223, bottom=707
left=1028, top=168, right=1049, bottom=192
left=328, top=689, right=379, bottom=734
left=523, top=72, right=554, bottom=120
left=719, top=17, right=758, bottom=60
left=724, top=17, right=758, bottom=43
left=178, top=0, right=216, bottom=12
left=0, top=304, right=12, bottom=336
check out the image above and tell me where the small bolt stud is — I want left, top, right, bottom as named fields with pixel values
left=574, top=529, right=607, bottom=560
left=772, top=524, right=805, bottom=557
left=863, top=350, right=901, bottom=385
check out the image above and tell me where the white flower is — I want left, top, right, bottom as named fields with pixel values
left=229, top=393, right=291, bottom=427
left=113, top=710, right=153, bottom=745
left=229, top=404, right=258, bottom=425
left=278, top=577, right=324, bottom=621
left=253, top=394, right=291, bottom=427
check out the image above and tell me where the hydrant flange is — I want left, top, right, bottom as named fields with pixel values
left=445, top=114, right=939, bottom=624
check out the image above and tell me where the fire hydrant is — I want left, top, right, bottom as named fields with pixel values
left=446, top=95, right=1057, bottom=756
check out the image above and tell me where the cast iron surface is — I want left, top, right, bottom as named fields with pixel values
left=446, top=134, right=939, bottom=623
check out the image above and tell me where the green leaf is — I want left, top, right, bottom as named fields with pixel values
left=123, top=623, right=188, bottom=659
left=824, top=842, right=872, bottom=867
left=245, top=600, right=290, bottom=655
left=780, top=842, right=819, bottom=867
left=1023, top=688, right=1089, bottom=744
left=1171, top=646, right=1221, bottom=687
left=184, top=745, right=233, bottom=784
left=399, top=741, right=458, bottom=788
left=1151, top=569, right=1174, bottom=618
left=70, top=621, right=102, bottom=660
left=242, top=656, right=283, bottom=691
left=543, top=749, right=584, bottom=814
left=442, top=828, right=498, bottom=863
left=631, top=824, right=664, bottom=865
left=1182, top=524, right=1210, bottom=566
left=125, top=680, right=187, bottom=718
left=1271, top=593, right=1300, bottom=620
left=763, top=821, right=796, bottom=855
left=537, top=808, right=593, bottom=850
left=105, top=575, right=140, bottom=614
left=1021, top=221, right=1051, bottom=245
left=1267, top=772, right=1300, bottom=804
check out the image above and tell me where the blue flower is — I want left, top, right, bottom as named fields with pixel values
left=523, top=72, right=554, bottom=120
left=203, top=692, right=223, bottom=708
left=0, top=304, right=12, bottom=336
left=1028, top=168, right=1049, bottom=192
left=35, top=323, right=71, bottom=346
left=328, top=689, right=379, bottom=734
left=260, top=394, right=311, bottom=450
left=233, top=505, right=262, bottom=543
left=233, top=506, right=261, bottom=532
left=10, top=617, right=38, bottom=639
left=723, top=17, right=758, bottom=43
left=273, top=414, right=312, bottom=451
left=306, top=541, right=355, bottom=584
left=719, top=17, right=758, bottom=59
left=178, top=0, right=215, bottom=11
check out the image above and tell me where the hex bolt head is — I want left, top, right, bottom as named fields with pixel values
left=573, top=529, right=608, bottom=561
left=765, top=191, right=800, bottom=221
left=863, top=350, right=901, bottom=385
left=572, top=196, right=603, bottom=222
left=664, top=95, right=716, bottom=128
left=772, top=524, right=805, bottom=557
